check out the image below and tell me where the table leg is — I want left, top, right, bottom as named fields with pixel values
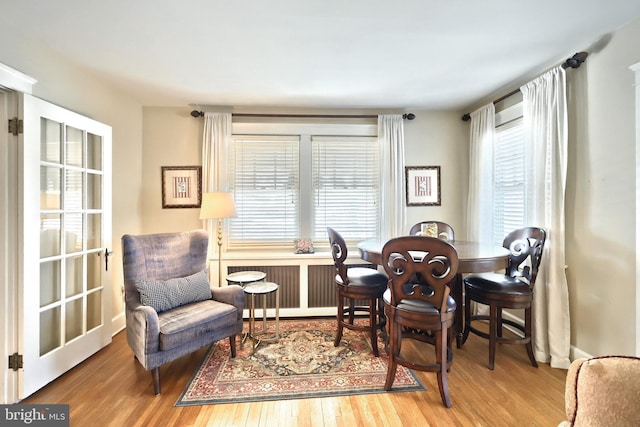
left=452, top=273, right=464, bottom=348
left=274, top=286, right=280, bottom=339
left=262, top=293, right=267, bottom=332
left=250, top=293, right=256, bottom=352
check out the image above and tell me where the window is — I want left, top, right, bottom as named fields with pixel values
left=312, top=136, right=379, bottom=240
left=492, top=119, right=526, bottom=246
left=229, top=135, right=300, bottom=244
left=228, top=122, right=379, bottom=249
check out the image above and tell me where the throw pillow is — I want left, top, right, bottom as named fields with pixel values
left=135, top=269, right=212, bottom=312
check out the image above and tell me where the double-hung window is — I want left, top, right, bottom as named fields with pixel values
left=492, top=101, right=526, bottom=246
left=228, top=122, right=379, bottom=250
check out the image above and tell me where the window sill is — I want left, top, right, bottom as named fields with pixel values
left=216, top=250, right=363, bottom=262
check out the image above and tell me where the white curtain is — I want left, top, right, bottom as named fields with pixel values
left=201, top=112, right=232, bottom=253
left=466, top=103, right=495, bottom=242
left=378, top=115, right=405, bottom=240
left=520, top=66, right=571, bottom=369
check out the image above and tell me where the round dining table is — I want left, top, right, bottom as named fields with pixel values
left=357, top=239, right=510, bottom=347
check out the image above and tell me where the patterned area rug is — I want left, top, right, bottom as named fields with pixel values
left=175, top=318, right=424, bottom=406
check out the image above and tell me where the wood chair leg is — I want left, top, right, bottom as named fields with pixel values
left=369, top=297, right=379, bottom=357
left=524, top=307, right=538, bottom=367
left=384, top=322, right=400, bottom=391
left=488, top=305, right=498, bottom=370
left=348, top=300, right=355, bottom=324
left=229, top=335, right=237, bottom=358
left=152, top=367, right=161, bottom=395
left=436, top=327, right=451, bottom=408
left=461, top=288, right=471, bottom=346
left=335, top=295, right=344, bottom=347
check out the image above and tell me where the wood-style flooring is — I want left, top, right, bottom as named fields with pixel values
left=23, top=320, right=568, bottom=426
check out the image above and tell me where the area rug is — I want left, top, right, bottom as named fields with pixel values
left=175, top=318, right=425, bottom=406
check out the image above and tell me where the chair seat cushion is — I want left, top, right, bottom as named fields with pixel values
left=464, top=273, right=531, bottom=296
left=383, top=288, right=456, bottom=314
left=135, top=269, right=212, bottom=313
left=336, top=267, right=388, bottom=287
left=157, top=299, right=238, bottom=351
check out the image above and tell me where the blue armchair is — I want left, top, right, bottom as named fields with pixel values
left=122, top=229, right=244, bottom=394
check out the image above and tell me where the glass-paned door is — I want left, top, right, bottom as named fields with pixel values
left=19, top=94, right=112, bottom=398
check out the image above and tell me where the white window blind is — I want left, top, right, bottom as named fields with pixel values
left=228, top=135, right=300, bottom=244
left=493, top=119, right=525, bottom=246
left=312, top=136, right=379, bottom=241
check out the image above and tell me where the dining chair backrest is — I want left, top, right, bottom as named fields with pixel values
left=381, top=236, right=459, bottom=311
left=409, top=221, right=455, bottom=241
left=327, top=227, right=348, bottom=282
left=503, top=227, right=546, bottom=289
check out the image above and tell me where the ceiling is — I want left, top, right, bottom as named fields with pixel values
left=4, top=1, right=640, bottom=111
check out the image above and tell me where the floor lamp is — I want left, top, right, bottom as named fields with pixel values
left=199, top=192, right=237, bottom=286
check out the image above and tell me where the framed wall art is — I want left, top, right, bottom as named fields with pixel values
left=405, top=166, right=441, bottom=206
left=161, top=166, right=202, bottom=208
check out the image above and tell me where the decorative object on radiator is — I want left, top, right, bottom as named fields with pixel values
left=294, top=238, right=314, bottom=254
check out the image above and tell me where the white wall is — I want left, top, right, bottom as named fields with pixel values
left=0, top=30, right=144, bottom=329
left=565, top=17, right=640, bottom=357
left=140, top=107, right=468, bottom=238
left=141, top=107, right=203, bottom=234
left=403, top=110, right=469, bottom=235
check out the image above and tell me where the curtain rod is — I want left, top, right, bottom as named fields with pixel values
left=190, top=111, right=416, bottom=120
left=461, top=51, right=588, bottom=121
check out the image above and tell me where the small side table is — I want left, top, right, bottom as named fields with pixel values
left=226, top=270, right=266, bottom=287
left=242, top=281, right=280, bottom=352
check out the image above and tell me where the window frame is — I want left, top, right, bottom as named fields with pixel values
left=228, top=120, right=378, bottom=252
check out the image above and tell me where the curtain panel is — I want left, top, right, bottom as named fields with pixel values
left=466, top=103, right=495, bottom=242
left=378, top=115, right=405, bottom=240
left=201, top=112, right=232, bottom=256
left=521, top=66, right=571, bottom=369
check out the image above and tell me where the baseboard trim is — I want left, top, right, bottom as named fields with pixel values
left=112, top=312, right=126, bottom=336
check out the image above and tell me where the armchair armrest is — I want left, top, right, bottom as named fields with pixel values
left=126, top=303, right=161, bottom=365
left=211, top=285, right=245, bottom=318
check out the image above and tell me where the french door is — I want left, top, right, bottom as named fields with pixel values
left=18, top=94, right=113, bottom=398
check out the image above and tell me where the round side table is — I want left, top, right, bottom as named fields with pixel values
left=242, top=281, right=280, bottom=352
left=226, top=270, right=266, bottom=286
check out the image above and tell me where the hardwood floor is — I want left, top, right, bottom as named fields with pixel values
left=23, top=320, right=568, bottom=426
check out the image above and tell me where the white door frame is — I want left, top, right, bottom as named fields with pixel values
left=0, top=63, right=36, bottom=404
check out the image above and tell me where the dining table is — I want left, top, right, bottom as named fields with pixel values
left=357, top=238, right=510, bottom=348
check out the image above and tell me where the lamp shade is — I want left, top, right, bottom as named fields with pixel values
left=199, top=192, right=237, bottom=219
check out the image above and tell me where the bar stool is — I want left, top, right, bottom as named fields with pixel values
left=242, top=281, right=280, bottom=352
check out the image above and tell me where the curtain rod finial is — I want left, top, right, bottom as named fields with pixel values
left=403, top=113, right=416, bottom=120
left=461, top=113, right=471, bottom=122
left=562, top=52, right=588, bottom=69
left=191, top=110, right=203, bottom=118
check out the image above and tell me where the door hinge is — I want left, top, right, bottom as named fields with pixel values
left=8, top=353, right=23, bottom=371
left=8, top=118, right=23, bottom=136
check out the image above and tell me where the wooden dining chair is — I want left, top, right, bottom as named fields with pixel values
left=381, top=236, right=459, bottom=407
left=409, top=221, right=455, bottom=240
left=327, top=227, right=388, bottom=357
left=461, top=227, right=546, bottom=370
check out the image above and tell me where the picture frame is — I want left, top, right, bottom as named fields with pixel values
left=161, top=166, right=202, bottom=208
left=405, top=166, right=441, bottom=206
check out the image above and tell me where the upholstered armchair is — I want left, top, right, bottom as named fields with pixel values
left=559, top=356, right=640, bottom=426
left=122, top=229, right=244, bottom=394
